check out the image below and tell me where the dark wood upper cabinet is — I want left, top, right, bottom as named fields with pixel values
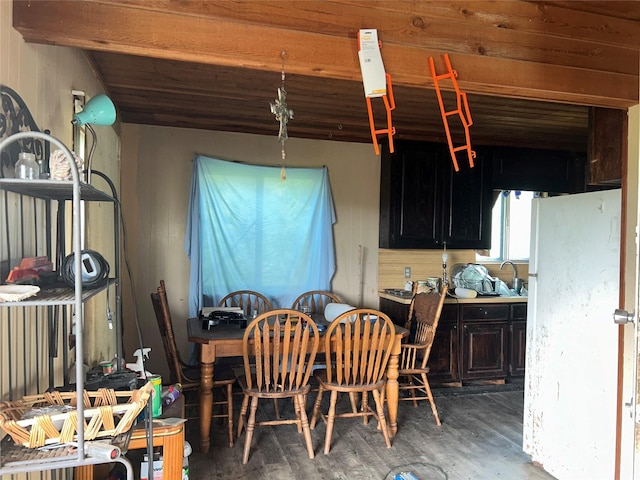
left=491, top=146, right=586, bottom=193
left=588, top=107, right=626, bottom=187
left=446, top=146, right=493, bottom=249
left=379, top=141, right=492, bottom=249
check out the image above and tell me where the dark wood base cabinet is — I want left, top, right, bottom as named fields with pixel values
left=427, top=304, right=460, bottom=385
left=508, top=304, right=528, bottom=380
left=460, top=304, right=509, bottom=381
left=379, top=297, right=527, bottom=386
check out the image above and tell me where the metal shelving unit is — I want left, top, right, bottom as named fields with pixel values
left=0, top=132, right=132, bottom=478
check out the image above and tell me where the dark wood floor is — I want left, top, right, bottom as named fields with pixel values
left=185, top=386, right=557, bottom=480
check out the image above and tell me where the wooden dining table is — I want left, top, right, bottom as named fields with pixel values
left=188, top=315, right=408, bottom=454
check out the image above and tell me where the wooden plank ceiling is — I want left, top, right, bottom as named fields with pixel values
left=11, top=0, right=640, bottom=152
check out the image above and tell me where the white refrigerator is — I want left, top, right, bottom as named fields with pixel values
left=523, top=189, right=621, bottom=479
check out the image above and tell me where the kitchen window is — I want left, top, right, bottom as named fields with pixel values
left=476, top=190, right=535, bottom=261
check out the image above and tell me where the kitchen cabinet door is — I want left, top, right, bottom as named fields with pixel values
left=461, top=321, right=508, bottom=380
left=380, top=140, right=492, bottom=249
left=379, top=141, right=444, bottom=248
left=460, top=305, right=509, bottom=381
left=492, top=145, right=586, bottom=193
left=509, top=320, right=527, bottom=378
left=427, top=304, right=460, bottom=385
left=508, top=303, right=527, bottom=378
left=444, top=147, right=493, bottom=249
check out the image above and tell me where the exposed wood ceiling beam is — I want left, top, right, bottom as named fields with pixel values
left=13, top=0, right=640, bottom=109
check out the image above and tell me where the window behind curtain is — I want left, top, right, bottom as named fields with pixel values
left=185, top=156, right=336, bottom=316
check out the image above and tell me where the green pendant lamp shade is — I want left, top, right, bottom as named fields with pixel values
left=72, top=94, right=116, bottom=126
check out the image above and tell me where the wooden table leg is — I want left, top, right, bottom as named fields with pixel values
left=199, top=345, right=216, bottom=454
left=199, top=362, right=214, bottom=454
left=386, top=351, right=400, bottom=437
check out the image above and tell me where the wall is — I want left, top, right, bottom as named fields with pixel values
left=0, top=0, right=119, bottom=405
left=379, top=249, right=529, bottom=292
left=119, top=125, right=381, bottom=377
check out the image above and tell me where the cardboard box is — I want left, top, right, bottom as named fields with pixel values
left=140, top=455, right=163, bottom=480
left=140, top=455, right=189, bottom=480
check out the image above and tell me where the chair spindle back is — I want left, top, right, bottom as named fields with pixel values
left=323, top=309, right=395, bottom=386
left=242, top=309, right=319, bottom=393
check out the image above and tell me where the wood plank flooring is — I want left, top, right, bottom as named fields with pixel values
left=185, top=386, right=557, bottom=480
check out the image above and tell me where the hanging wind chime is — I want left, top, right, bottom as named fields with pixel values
left=270, top=51, right=294, bottom=180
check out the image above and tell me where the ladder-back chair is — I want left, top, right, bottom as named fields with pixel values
left=310, top=309, right=396, bottom=454
left=398, top=285, right=448, bottom=426
left=151, top=280, right=237, bottom=447
left=218, top=290, right=272, bottom=317
left=236, top=309, right=319, bottom=464
left=291, top=290, right=342, bottom=314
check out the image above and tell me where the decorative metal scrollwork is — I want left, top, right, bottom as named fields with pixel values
left=0, top=85, right=49, bottom=178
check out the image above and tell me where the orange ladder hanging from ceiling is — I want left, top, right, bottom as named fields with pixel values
left=358, top=29, right=396, bottom=155
left=429, top=53, right=475, bottom=171
left=365, top=74, right=396, bottom=155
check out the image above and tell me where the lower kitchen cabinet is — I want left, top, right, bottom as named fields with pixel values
left=379, top=295, right=527, bottom=386
left=460, top=304, right=509, bottom=381
left=508, top=303, right=528, bottom=379
left=426, top=304, right=460, bottom=385
left=379, top=297, right=411, bottom=327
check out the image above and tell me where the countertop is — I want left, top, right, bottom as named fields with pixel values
left=379, top=291, right=528, bottom=305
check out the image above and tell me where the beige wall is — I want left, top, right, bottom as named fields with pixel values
left=1, top=0, right=119, bottom=406
left=379, top=249, right=529, bottom=291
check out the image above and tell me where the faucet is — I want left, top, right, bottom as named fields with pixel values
left=500, top=260, right=518, bottom=290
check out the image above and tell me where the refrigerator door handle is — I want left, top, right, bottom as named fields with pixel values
left=613, top=308, right=635, bottom=325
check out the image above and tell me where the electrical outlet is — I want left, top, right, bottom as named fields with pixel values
left=404, top=266, right=411, bottom=278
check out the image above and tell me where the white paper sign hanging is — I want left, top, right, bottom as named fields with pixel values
left=358, top=29, right=387, bottom=98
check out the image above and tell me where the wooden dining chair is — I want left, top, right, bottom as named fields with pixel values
left=218, top=290, right=273, bottom=317
left=398, top=285, right=448, bottom=426
left=291, top=290, right=342, bottom=314
left=310, top=309, right=396, bottom=454
left=151, top=280, right=237, bottom=447
left=236, top=309, right=319, bottom=464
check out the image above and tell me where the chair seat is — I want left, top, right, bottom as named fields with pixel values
left=237, top=374, right=311, bottom=398
left=314, top=369, right=386, bottom=393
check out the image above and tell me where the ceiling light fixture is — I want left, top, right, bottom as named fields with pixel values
left=71, top=93, right=116, bottom=183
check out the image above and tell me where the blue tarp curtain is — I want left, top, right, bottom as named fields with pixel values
left=185, top=155, right=336, bottom=319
